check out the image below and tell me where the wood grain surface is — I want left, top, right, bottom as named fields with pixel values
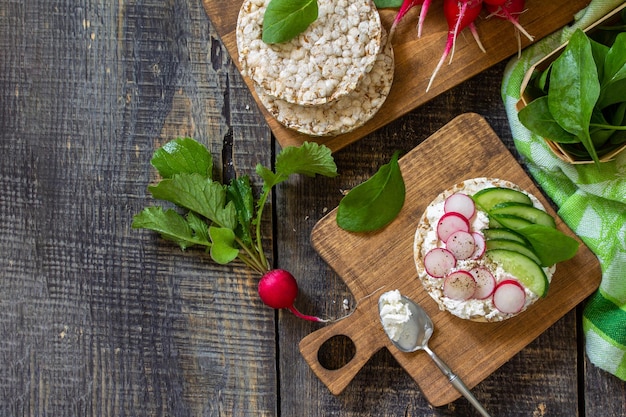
left=201, top=0, right=590, bottom=151
left=299, top=113, right=601, bottom=404
left=1, top=0, right=626, bottom=416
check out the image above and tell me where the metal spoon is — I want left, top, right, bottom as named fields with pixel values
left=379, top=294, right=493, bottom=417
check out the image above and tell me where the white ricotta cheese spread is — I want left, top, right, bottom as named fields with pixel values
left=414, top=178, right=556, bottom=322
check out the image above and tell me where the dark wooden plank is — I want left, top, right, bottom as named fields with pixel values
left=0, top=0, right=275, bottom=416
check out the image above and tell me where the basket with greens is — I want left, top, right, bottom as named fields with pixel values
left=517, top=9, right=626, bottom=164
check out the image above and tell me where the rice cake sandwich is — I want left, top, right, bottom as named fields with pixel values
left=236, top=0, right=383, bottom=106
left=255, top=29, right=394, bottom=136
left=413, top=178, right=578, bottom=322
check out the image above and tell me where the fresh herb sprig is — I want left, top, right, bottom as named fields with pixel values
left=518, top=28, right=626, bottom=164
left=132, top=138, right=337, bottom=274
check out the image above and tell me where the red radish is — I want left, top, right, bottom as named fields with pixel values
left=485, top=0, right=534, bottom=48
left=469, top=267, right=496, bottom=299
left=427, top=0, right=484, bottom=92
left=483, top=0, right=506, bottom=5
left=388, top=0, right=432, bottom=42
left=258, top=269, right=327, bottom=322
left=444, top=193, right=476, bottom=220
left=492, top=279, right=526, bottom=314
left=446, top=230, right=476, bottom=260
left=423, top=247, right=456, bottom=278
left=437, top=212, right=470, bottom=242
left=443, top=270, right=477, bottom=300
left=471, top=231, right=486, bottom=259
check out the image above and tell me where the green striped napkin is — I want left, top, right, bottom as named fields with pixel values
left=502, top=0, right=626, bottom=381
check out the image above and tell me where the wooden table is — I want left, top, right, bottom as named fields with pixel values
left=0, top=1, right=624, bottom=416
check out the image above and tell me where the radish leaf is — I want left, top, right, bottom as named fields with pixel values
left=151, top=137, right=213, bottom=179
left=133, top=207, right=207, bottom=250
left=262, top=0, right=318, bottom=44
left=134, top=138, right=337, bottom=274
left=336, top=151, right=405, bottom=232
left=209, top=226, right=239, bottom=265
left=148, top=173, right=238, bottom=230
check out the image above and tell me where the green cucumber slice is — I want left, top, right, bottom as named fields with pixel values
left=485, top=239, right=543, bottom=266
left=490, top=202, right=556, bottom=228
left=489, top=213, right=534, bottom=230
left=486, top=249, right=549, bottom=297
left=483, top=228, right=530, bottom=245
left=472, top=187, right=533, bottom=211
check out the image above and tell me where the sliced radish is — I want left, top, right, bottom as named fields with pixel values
left=469, top=267, right=496, bottom=299
left=437, top=212, right=470, bottom=242
left=493, top=279, right=526, bottom=314
left=443, top=270, right=477, bottom=300
left=446, top=230, right=475, bottom=260
left=471, top=231, right=486, bottom=259
left=444, top=193, right=476, bottom=220
left=423, top=248, right=456, bottom=278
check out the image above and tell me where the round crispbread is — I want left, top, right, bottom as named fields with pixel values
left=255, top=29, right=393, bottom=136
left=413, top=178, right=555, bottom=322
left=236, top=0, right=382, bottom=106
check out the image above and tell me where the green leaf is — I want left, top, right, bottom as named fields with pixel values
left=516, top=224, right=579, bottom=267
left=275, top=141, right=338, bottom=180
left=336, top=151, right=405, bottom=232
left=150, top=137, right=213, bottom=179
left=373, top=0, right=403, bottom=8
left=148, top=173, right=237, bottom=230
left=598, top=33, right=626, bottom=108
left=518, top=96, right=579, bottom=143
left=132, top=207, right=208, bottom=250
left=209, top=226, right=239, bottom=265
left=262, top=0, right=318, bottom=44
left=227, top=176, right=255, bottom=246
left=548, top=29, right=601, bottom=163
left=187, top=211, right=210, bottom=243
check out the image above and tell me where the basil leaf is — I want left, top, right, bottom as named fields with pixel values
left=548, top=29, right=601, bottom=163
left=517, top=224, right=579, bottom=267
left=150, top=137, right=213, bottom=179
left=518, top=96, right=578, bottom=143
left=262, top=0, right=318, bottom=44
left=336, top=152, right=405, bottom=232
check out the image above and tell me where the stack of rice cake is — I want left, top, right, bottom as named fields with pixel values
left=236, top=0, right=394, bottom=137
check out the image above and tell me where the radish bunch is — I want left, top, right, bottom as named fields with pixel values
left=387, top=0, right=533, bottom=91
left=422, top=192, right=527, bottom=314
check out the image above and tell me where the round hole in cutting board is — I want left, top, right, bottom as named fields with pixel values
left=317, top=335, right=356, bottom=370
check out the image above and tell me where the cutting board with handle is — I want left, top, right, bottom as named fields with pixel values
left=299, top=113, right=601, bottom=405
left=201, top=0, right=590, bottom=152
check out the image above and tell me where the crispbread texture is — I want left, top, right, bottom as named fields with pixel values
left=236, top=0, right=382, bottom=106
left=413, top=178, right=554, bottom=323
left=255, top=29, right=393, bottom=136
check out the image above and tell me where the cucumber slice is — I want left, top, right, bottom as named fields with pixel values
left=472, top=187, right=533, bottom=211
left=490, top=202, right=556, bottom=228
left=486, top=249, right=549, bottom=297
left=489, top=213, right=534, bottom=230
left=485, top=239, right=543, bottom=266
left=483, top=228, right=529, bottom=245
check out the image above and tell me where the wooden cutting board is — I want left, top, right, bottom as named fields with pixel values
left=298, top=113, right=601, bottom=405
left=201, top=0, right=590, bottom=151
